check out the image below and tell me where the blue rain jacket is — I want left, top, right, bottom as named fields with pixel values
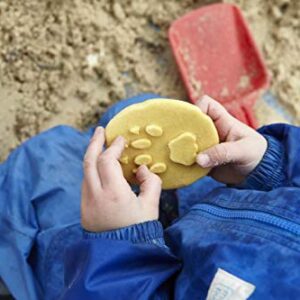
left=0, top=94, right=300, bottom=300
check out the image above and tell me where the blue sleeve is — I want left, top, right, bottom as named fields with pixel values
left=239, top=124, right=300, bottom=191
left=60, top=221, right=180, bottom=300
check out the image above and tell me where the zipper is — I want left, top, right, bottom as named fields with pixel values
left=193, top=203, right=300, bottom=236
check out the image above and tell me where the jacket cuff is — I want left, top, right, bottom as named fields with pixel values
left=83, top=221, right=166, bottom=247
left=238, top=134, right=286, bottom=191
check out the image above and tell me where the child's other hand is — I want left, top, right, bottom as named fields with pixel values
left=81, top=127, right=162, bottom=232
left=196, top=95, right=267, bottom=184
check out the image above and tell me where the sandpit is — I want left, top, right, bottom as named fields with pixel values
left=0, top=0, right=299, bottom=161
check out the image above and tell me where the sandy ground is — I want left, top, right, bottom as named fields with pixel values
left=0, top=0, right=299, bottom=161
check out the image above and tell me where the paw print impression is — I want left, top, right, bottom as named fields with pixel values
left=168, top=132, right=198, bottom=166
left=120, top=124, right=199, bottom=177
left=120, top=124, right=167, bottom=175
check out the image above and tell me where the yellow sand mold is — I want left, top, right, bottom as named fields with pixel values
left=105, top=99, right=219, bottom=189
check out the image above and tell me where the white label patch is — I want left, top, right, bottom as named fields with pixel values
left=206, top=268, right=255, bottom=300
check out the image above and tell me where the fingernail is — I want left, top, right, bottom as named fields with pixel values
left=92, top=127, right=102, bottom=139
left=140, top=165, right=148, bottom=172
left=95, top=126, right=103, bottom=134
left=116, top=135, right=124, bottom=142
left=202, top=94, right=213, bottom=100
left=135, top=165, right=147, bottom=179
left=196, top=94, right=208, bottom=104
left=196, top=97, right=203, bottom=106
left=140, top=165, right=149, bottom=174
left=115, top=136, right=126, bottom=145
left=196, top=154, right=211, bottom=168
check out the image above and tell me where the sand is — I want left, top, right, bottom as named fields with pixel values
left=0, top=0, right=299, bottom=161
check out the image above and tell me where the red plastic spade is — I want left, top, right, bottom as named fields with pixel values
left=169, top=3, right=270, bottom=128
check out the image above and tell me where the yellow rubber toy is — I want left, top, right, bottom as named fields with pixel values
left=105, top=99, right=219, bottom=189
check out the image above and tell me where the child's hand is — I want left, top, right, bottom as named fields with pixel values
left=196, top=95, right=267, bottom=184
left=81, top=127, right=162, bottom=232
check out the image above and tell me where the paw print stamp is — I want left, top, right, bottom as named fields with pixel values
left=105, top=99, right=219, bottom=189
left=121, top=124, right=199, bottom=176
left=122, top=124, right=168, bottom=175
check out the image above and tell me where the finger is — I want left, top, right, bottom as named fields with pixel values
left=97, top=135, right=126, bottom=187
left=196, top=140, right=247, bottom=168
left=83, top=126, right=105, bottom=193
left=196, top=95, right=236, bottom=140
left=103, top=135, right=126, bottom=159
left=136, top=165, right=162, bottom=205
left=196, top=95, right=232, bottom=121
left=81, top=179, right=88, bottom=203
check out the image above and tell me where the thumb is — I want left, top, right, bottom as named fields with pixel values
left=136, top=165, right=162, bottom=203
left=196, top=141, right=245, bottom=168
